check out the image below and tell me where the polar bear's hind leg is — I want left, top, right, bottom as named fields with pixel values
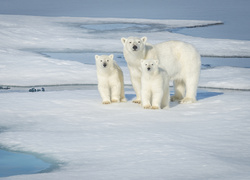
left=171, top=79, right=185, bottom=102
left=180, top=75, right=198, bottom=104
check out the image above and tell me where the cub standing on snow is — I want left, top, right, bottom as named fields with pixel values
left=95, top=54, right=126, bottom=104
left=141, top=59, right=169, bottom=109
left=121, top=36, right=201, bottom=104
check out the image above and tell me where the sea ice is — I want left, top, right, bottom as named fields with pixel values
left=0, top=8, right=250, bottom=180
left=0, top=15, right=250, bottom=89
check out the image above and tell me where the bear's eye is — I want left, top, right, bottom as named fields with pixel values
left=129, top=41, right=132, bottom=44
left=100, top=60, right=103, bottom=62
left=107, top=60, right=109, bottom=62
left=138, top=41, right=140, bottom=44
left=145, top=64, right=148, bottom=66
left=151, top=64, right=154, bottom=66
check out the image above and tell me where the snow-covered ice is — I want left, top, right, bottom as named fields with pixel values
left=1, top=0, right=250, bottom=179
left=1, top=15, right=250, bottom=89
left=1, top=88, right=250, bottom=180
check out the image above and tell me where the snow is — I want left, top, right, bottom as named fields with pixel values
left=1, top=15, right=250, bottom=88
left=1, top=88, right=250, bottom=180
left=1, top=0, right=250, bottom=179
left=200, top=66, right=250, bottom=90
left=0, top=49, right=97, bottom=86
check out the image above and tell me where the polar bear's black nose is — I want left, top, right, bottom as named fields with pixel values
left=147, top=67, right=151, bottom=71
left=103, top=63, right=107, bottom=67
left=133, top=45, right=138, bottom=51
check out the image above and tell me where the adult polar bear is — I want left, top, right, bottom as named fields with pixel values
left=121, top=36, right=201, bottom=104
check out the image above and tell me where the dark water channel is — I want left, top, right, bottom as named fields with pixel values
left=43, top=52, right=250, bottom=69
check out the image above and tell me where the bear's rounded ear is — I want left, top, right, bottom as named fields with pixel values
left=95, top=55, right=99, bottom=60
left=121, top=38, right=127, bottom=45
left=109, top=54, right=114, bottom=60
left=154, top=60, right=159, bottom=65
left=141, top=36, right=147, bottom=43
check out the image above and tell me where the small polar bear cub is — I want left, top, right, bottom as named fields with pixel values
left=141, top=59, right=170, bottom=109
left=95, top=54, right=126, bottom=104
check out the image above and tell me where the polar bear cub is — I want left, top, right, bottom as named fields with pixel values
left=95, top=54, right=126, bottom=104
left=141, top=59, right=170, bottom=109
left=121, top=36, right=201, bottom=104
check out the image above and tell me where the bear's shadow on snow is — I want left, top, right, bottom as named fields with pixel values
left=125, top=91, right=223, bottom=106
left=196, top=91, right=223, bottom=101
left=125, top=94, right=137, bottom=101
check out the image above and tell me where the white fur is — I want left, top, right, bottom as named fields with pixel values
left=141, top=59, right=170, bottom=109
left=95, top=54, right=126, bottom=104
left=121, top=36, right=201, bottom=104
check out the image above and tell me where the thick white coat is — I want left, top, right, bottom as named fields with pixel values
left=95, top=54, right=126, bottom=104
left=141, top=59, right=170, bottom=109
left=121, top=36, right=201, bottom=104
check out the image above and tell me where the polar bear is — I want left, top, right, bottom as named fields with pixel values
left=95, top=54, right=126, bottom=104
left=121, top=36, right=201, bottom=104
left=141, top=59, right=170, bottom=109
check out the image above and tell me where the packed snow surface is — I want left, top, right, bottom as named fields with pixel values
left=0, top=9, right=250, bottom=180
left=1, top=88, right=250, bottom=180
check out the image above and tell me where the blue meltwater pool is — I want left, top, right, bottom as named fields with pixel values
left=0, top=149, right=51, bottom=177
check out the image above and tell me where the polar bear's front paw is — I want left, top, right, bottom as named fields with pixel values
left=143, top=105, right=151, bottom=109
left=111, top=99, right=120, bottom=103
left=121, top=98, right=127, bottom=102
left=132, top=99, right=141, bottom=104
left=162, top=106, right=169, bottom=109
left=180, top=97, right=196, bottom=104
left=102, top=100, right=111, bottom=104
left=170, top=95, right=182, bottom=102
left=151, top=106, right=160, bottom=110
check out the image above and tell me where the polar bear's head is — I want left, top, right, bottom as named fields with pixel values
left=141, top=59, right=159, bottom=73
left=95, top=54, right=114, bottom=70
left=121, top=36, right=147, bottom=53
